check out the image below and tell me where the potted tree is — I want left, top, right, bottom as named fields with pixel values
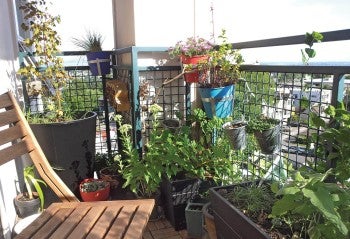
left=197, top=29, right=244, bottom=118
left=247, top=115, right=281, bottom=154
left=72, top=31, right=111, bottom=76
left=79, top=178, right=110, bottom=202
left=14, top=165, right=47, bottom=218
left=18, top=0, right=97, bottom=203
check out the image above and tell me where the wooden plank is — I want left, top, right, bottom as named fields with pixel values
left=32, top=208, right=74, bottom=239
left=0, top=92, right=13, bottom=109
left=0, top=109, right=18, bottom=127
left=104, top=205, right=137, bottom=239
left=0, top=139, right=34, bottom=165
left=49, top=205, right=91, bottom=239
left=15, top=205, right=61, bottom=239
left=85, top=205, right=123, bottom=239
left=67, top=205, right=106, bottom=239
left=0, top=123, right=27, bottom=146
left=124, top=201, right=154, bottom=239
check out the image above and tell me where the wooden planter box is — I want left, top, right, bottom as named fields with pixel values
left=209, top=181, right=270, bottom=239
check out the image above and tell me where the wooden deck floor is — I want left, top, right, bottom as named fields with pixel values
left=143, top=218, right=209, bottom=239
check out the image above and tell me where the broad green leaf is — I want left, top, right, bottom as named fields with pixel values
left=302, top=187, right=348, bottom=235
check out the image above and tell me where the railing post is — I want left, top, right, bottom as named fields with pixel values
left=331, top=73, right=345, bottom=107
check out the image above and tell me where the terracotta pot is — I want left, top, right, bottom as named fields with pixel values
left=79, top=178, right=110, bottom=201
left=99, top=167, right=121, bottom=189
left=180, top=55, right=209, bottom=83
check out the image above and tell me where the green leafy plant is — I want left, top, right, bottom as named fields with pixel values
left=311, top=105, right=350, bottom=182
left=301, top=31, right=323, bottom=64
left=18, top=0, right=69, bottom=122
left=246, top=115, right=280, bottom=133
left=80, top=180, right=108, bottom=192
left=72, top=31, right=104, bottom=52
left=23, top=165, right=47, bottom=209
left=114, top=104, right=165, bottom=198
left=199, top=29, right=244, bottom=88
left=271, top=169, right=350, bottom=239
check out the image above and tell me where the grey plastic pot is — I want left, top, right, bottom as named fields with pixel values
left=254, top=124, right=281, bottom=154
left=222, top=121, right=247, bottom=151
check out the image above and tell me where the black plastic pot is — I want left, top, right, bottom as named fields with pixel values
left=222, top=121, right=247, bottom=151
left=254, top=124, right=281, bottom=154
left=30, top=112, right=97, bottom=206
left=209, top=181, right=270, bottom=239
left=14, top=194, right=41, bottom=218
left=160, top=177, right=201, bottom=231
left=162, top=119, right=180, bottom=133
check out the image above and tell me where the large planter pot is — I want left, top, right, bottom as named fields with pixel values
left=222, top=121, right=247, bottom=151
left=203, top=202, right=217, bottom=239
left=86, top=51, right=111, bottom=76
left=199, top=84, right=235, bottom=118
left=79, top=178, right=110, bottom=201
left=160, top=177, right=201, bottom=231
left=180, top=55, right=209, bottom=83
left=185, top=202, right=204, bottom=238
left=254, top=124, right=281, bottom=154
left=30, top=112, right=97, bottom=205
left=209, top=181, right=270, bottom=239
left=14, top=193, right=41, bottom=218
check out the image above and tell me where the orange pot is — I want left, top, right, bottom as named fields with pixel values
left=180, top=55, right=209, bottom=83
left=79, top=178, right=110, bottom=202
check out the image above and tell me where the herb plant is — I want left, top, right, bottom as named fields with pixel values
left=23, top=165, right=47, bottom=209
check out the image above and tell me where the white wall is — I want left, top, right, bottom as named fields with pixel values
left=0, top=0, right=22, bottom=238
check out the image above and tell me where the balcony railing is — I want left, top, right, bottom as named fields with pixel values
left=20, top=29, right=350, bottom=180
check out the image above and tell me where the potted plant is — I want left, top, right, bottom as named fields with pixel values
left=72, top=31, right=111, bottom=76
left=14, top=165, right=47, bottom=218
left=18, top=0, right=97, bottom=204
left=95, top=153, right=123, bottom=189
left=79, top=178, right=110, bottom=202
left=247, top=115, right=281, bottom=154
left=222, top=120, right=247, bottom=151
left=197, top=29, right=244, bottom=118
left=169, top=37, right=213, bottom=83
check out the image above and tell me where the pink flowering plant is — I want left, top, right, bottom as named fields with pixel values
left=169, top=37, right=214, bottom=58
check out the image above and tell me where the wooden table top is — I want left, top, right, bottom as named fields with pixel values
left=14, top=199, right=155, bottom=239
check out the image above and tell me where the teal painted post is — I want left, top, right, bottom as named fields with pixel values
left=131, top=47, right=142, bottom=149
left=331, top=73, right=345, bottom=107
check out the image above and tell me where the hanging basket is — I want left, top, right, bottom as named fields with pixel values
left=254, top=124, right=281, bottom=154
left=199, top=84, right=235, bottom=118
left=86, top=51, right=111, bottom=76
left=223, top=121, right=247, bottom=151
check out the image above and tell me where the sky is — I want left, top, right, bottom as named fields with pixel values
left=50, top=0, right=350, bottom=63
